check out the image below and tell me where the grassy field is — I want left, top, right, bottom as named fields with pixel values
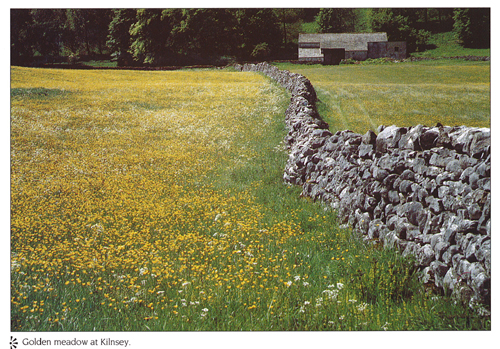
left=10, top=66, right=490, bottom=331
left=275, top=60, right=490, bottom=133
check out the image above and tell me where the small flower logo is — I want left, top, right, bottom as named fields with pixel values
left=11, top=336, right=18, bottom=349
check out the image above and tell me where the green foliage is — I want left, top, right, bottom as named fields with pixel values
left=11, top=9, right=113, bottom=65
left=371, top=8, right=431, bottom=53
left=317, top=8, right=372, bottom=34
left=339, top=58, right=357, bottom=65
left=251, top=43, right=271, bottom=60
left=354, top=8, right=373, bottom=32
left=26, top=9, right=67, bottom=57
left=170, top=9, right=238, bottom=62
left=453, top=8, right=490, bottom=48
left=412, top=31, right=490, bottom=58
left=344, top=250, right=421, bottom=304
left=127, top=9, right=283, bottom=65
left=11, top=9, right=34, bottom=64
left=129, top=9, right=181, bottom=65
left=301, top=21, right=320, bottom=34
left=234, top=9, right=282, bottom=61
left=273, top=9, right=304, bottom=55
left=64, top=9, right=112, bottom=56
left=317, top=8, right=357, bottom=33
left=107, top=9, right=136, bottom=66
left=10, top=7, right=491, bottom=66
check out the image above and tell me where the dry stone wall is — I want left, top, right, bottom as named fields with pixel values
left=234, top=62, right=491, bottom=309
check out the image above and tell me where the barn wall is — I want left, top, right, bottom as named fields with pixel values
left=346, top=51, right=368, bottom=61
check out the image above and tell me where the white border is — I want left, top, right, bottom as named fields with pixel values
left=4, top=2, right=498, bottom=348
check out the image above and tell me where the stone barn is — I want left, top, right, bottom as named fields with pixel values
left=298, top=33, right=406, bottom=64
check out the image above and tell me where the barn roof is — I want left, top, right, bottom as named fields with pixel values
left=299, top=33, right=388, bottom=51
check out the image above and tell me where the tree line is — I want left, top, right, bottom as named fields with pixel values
left=11, top=8, right=490, bottom=67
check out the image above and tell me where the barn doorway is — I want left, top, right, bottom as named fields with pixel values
left=322, top=48, right=345, bottom=65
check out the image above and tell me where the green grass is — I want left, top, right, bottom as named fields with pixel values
left=11, top=68, right=490, bottom=331
left=412, top=31, right=490, bottom=58
left=275, top=60, right=490, bottom=133
left=197, top=76, right=489, bottom=330
left=301, top=21, right=320, bottom=33
left=275, top=31, right=490, bottom=133
left=10, top=87, right=71, bottom=100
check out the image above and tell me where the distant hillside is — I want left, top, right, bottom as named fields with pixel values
left=411, top=31, right=490, bottom=58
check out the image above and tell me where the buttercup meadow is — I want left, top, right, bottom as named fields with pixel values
left=11, top=66, right=489, bottom=331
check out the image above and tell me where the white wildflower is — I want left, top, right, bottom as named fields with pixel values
left=90, top=223, right=104, bottom=234
left=294, top=275, right=301, bottom=281
left=356, top=302, right=368, bottom=312
left=315, top=297, right=323, bottom=307
left=336, top=282, right=344, bottom=290
left=302, top=282, right=310, bottom=287
left=322, top=289, right=339, bottom=300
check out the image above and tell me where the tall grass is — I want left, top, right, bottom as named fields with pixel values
left=11, top=66, right=489, bottom=331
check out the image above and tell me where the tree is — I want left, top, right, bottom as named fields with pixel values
left=371, top=8, right=430, bottom=53
left=453, top=8, right=490, bottom=48
left=64, top=9, right=112, bottom=58
left=169, top=9, right=238, bottom=64
left=29, top=9, right=67, bottom=58
left=107, top=9, right=137, bottom=66
left=129, top=9, right=182, bottom=65
left=354, top=8, right=373, bottom=32
left=11, top=9, right=33, bottom=65
left=11, top=9, right=113, bottom=66
left=234, top=8, right=281, bottom=61
left=273, top=9, right=304, bottom=53
left=317, top=8, right=357, bottom=33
